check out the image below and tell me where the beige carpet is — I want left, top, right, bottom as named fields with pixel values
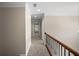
left=27, top=36, right=49, bottom=56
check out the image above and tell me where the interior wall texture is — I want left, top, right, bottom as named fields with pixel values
left=0, top=7, right=25, bottom=56
left=44, top=3, right=79, bottom=55
left=44, top=16, right=79, bottom=54
left=0, top=8, right=3, bottom=55
left=44, top=12, right=79, bottom=55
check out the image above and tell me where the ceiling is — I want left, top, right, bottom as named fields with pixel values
left=27, top=2, right=45, bottom=21
left=27, top=2, right=79, bottom=21
left=27, top=2, right=44, bottom=15
left=28, top=2, right=79, bottom=16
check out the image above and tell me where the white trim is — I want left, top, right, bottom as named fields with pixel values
left=26, top=42, right=31, bottom=56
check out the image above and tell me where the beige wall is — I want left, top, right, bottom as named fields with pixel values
left=0, top=7, right=25, bottom=56
left=0, top=3, right=31, bottom=56
left=0, top=8, right=3, bottom=55
left=44, top=16, right=79, bottom=52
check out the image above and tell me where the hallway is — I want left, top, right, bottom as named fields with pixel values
left=26, top=2, right=79, bottom=56
left=27, top=37, right=49, bottom=56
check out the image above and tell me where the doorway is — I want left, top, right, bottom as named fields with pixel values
left=31, top=13, right=44, bottom=39
left=31, top=13, right=44, bottom=44
left=31, top=19, right=42, bottom=38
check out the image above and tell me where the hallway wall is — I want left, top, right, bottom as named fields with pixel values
left=43, top=2, right=79, bottom=55
left=2, top=7, right=25, bottom=56
left=44, top=16, right=79, bottom=51
left=0, top=8, right=3, bottom=55
left=0, top=7, right=25, bottom=56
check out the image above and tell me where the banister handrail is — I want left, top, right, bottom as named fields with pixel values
left=45, top=32, right=79, bottom=56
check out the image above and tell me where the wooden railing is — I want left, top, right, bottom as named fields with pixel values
left=45, top=32, right=79, bottom=56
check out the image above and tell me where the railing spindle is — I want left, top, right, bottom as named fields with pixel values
left=61, top=46, right=62, bottom=56
left=64, top=48, right=66, bottom=56
left=68, top=51, right=70, bottom=56
left=59, top=44, right=60, bottom=56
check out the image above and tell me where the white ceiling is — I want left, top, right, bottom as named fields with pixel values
left=28, top=2, right=44, bottom=15
left=28, top=2, right=79, bottom=16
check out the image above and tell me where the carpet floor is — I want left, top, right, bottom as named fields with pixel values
left=27, top=36, right=49, bottom=56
